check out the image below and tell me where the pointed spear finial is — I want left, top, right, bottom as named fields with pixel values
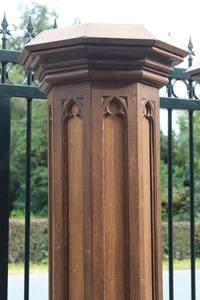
left=24, top=16, right=36, bottom=42
left=1, top=13, right=8, bottom=31
left=188, top=36, right=193, bottom=52
left=53, top=18, right=57, bottom=29
left=0, top=13, right=11, bottom=48
left=188, top=36, right=195, bottom=67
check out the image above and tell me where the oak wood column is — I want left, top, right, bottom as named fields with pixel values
left=19, top=23, right=187, bottom=300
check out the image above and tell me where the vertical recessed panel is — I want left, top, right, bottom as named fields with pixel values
left=65, top=103, right=84, bottom=299
left=141, top=113, right=153, bottom=299
left=142, top=99, right=158, bottom=300
left=103, top=101, right=126, bottom=299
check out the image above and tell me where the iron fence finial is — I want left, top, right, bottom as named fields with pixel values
left=24, top=16, right=35, bottom=43
left=53, top=19, right=57, bottom=29
left=188, top=36, right=195, bottom=67
left=188, top=36, right=193, bottom=51
left=0, top=13, right=11, bottom=44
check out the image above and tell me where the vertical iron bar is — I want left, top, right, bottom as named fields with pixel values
left=189, top=110, right=195, bottom=300
left=167, top=78, right=174, bottom=300
left=0, top=13, right=10, bottom=300
left=24, top=70, right=32, bottom=300
left=24, top=98, right=32, bottom=300
left=188, top=61, right=196, bottom=298
left=23, top=18, right=35, bottom=300
left=189, top=70, right=196, bottom=299
left=1, top=61, right=6, bottom=83
left=168, top=108, right=174, bottom=300
left=0, top=96, right=10, bottom=300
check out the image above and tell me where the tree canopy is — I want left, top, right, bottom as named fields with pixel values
left=9, top=2, right=58, bottom=50
left=161, top=111, right=200, bottom=221
left=9, top=3, right=200, bottom=221
left=10, top=2, right=57, bottom=217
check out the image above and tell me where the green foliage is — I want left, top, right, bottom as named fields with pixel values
left=9, top=220, right=200, bottom=263
left=9, top=220, right=48, bottom=263
left=160, top=110, right=200, bottom=221
left=7, top=3, right=200, bottom=222
left=10, top=99, right=26, bottom=212
left=9, top=2, right=58, bottom=50
left=31, top=101, right=48, bottom=216
left=9, top=2, right=55, bottom=217
left=10, top=100, right=48, bottom=216
left=18, top=2, right=57, bottom=34
left=162, top=222, right=200, bottom=260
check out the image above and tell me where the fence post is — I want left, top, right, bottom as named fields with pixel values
left=19, top=23, right=187, bottom=300
left=0, top=95, right=10, bottom=300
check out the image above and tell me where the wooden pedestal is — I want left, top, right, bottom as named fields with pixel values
left=19, top=23, right=187, bottom=300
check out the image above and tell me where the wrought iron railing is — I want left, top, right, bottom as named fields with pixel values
left=0, top=12, right=200, bottom=300
left=0, top=14, right=46, bottom=300
left=161, top=37, right=199, bottom=300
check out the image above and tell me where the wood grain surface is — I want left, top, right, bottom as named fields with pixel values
left=47, top=82, right=163, bottom=300
left=19, top=24, right=188, bottom=300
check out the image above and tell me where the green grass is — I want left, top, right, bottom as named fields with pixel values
left=9, top=259, right=200, bottom=275
left=10, top=210, right=47, bottom=221
left=9, top=263, right=48, bottom=275
left=163, top=259, right=200, bottom=270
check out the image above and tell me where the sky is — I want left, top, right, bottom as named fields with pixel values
left=1, top=0, right=200, bottom=58
left=2, top=0, right=199, bottom=133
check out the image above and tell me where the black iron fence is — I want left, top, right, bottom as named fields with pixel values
left=0, top=13, right=199, bottom=300
left=0, top=15, right=46, bottom=300
left=161, top=38, right=200, bottom=300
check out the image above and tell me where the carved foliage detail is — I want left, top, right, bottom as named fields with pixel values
left=62, top=97, right=83, bottom=120
left=102, top=96, right=128, bottom=118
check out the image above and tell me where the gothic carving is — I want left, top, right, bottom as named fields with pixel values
left=62, top=97, right=83, bottom=120
left=62, top=95, right=84, bottom=298
left=102, top=96, right=128, bottom=118
left=142, top=98, right=158, bottom=300
left=142, top=98, right=155, bottom=121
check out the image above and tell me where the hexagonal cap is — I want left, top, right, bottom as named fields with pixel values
left=19, top=23, right=188, bottom=93
left=24, top=23, right=156, bottom=49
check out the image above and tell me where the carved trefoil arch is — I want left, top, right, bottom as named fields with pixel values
left=62, top=95, right=84, bottom=298
left=142, top=98, right=155, bottom=121
left=62, top=97, right=83, bottom=121
left=142, top=98, right=159, bottom=300
left=102, top=96, right=128, bottom=118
